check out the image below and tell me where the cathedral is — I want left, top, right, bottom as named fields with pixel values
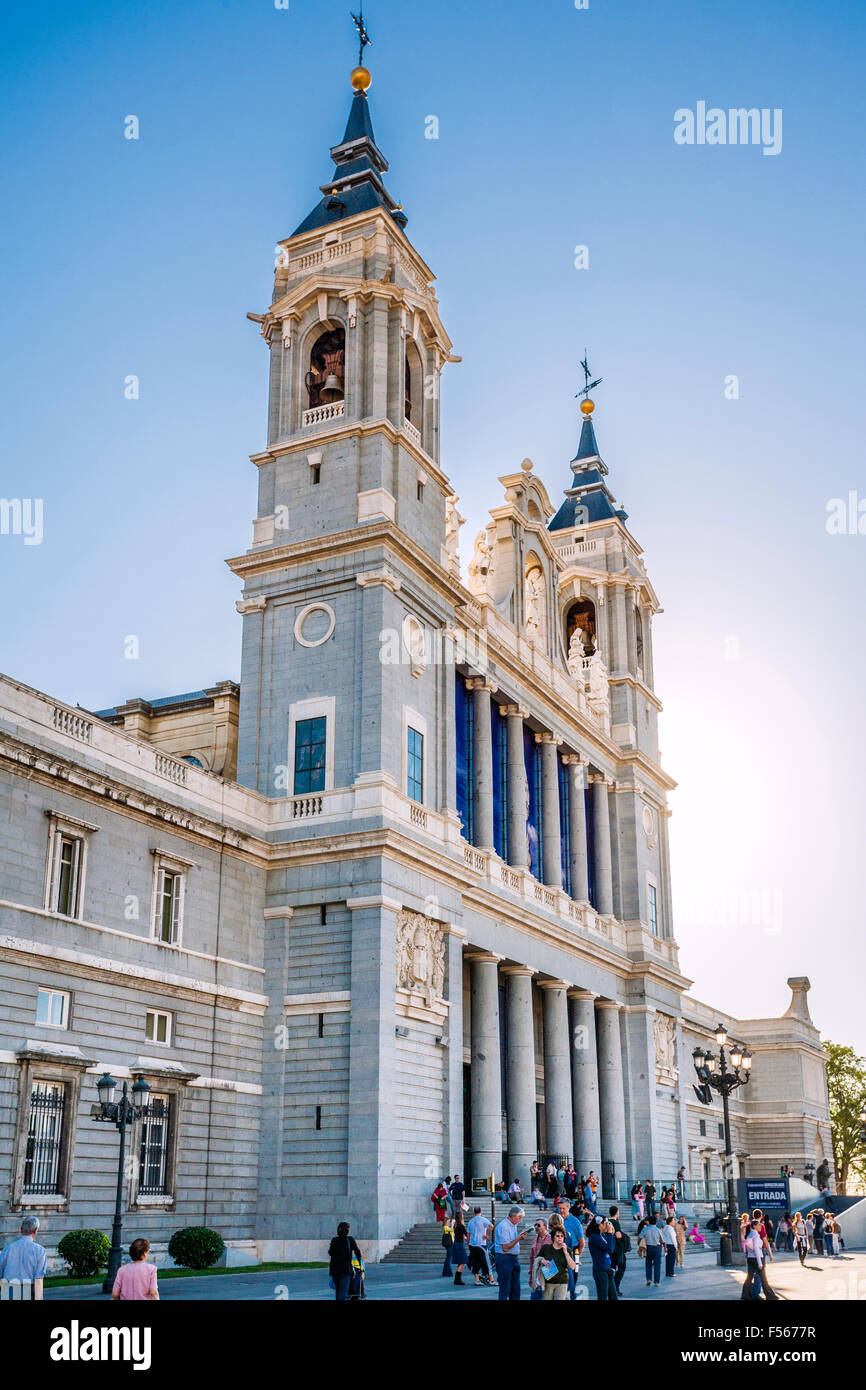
left=0, top=57, right=832, bottom=1265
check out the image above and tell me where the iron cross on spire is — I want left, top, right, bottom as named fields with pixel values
left=577, top=351, right=603, bottom=401
left=351, top=7, right=372, bottom=66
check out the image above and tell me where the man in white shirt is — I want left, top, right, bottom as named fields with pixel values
left=661, top=1216, right=678, bottom=1278
left=741, top=1219, right=780, bottom=1300
left=466, top=1207, right=493, bottom=1286
left=493, top=1207, right=528, bottom=1301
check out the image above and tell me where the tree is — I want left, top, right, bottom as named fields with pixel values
left=823, top=1040, right=866, bottom=1194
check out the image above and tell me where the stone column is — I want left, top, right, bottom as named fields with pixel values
left=642, top=608, right=655, bottom=689
left=538, top=734, right=562, bottom=888
left=625, top=586, right=637, bottom=675
left=612, top=582, right=629, bottom=674
left=596, top=999, right=628, bottom=1195
left=562, top=755, right=589, bottom=901
left=444, top=924, right=467, bottom=1177
left=590, top=775, right=614, bottom=916
left=468, top=952, right=502, bottom=1184
left=504, top=705, right=528, bottom=869
left=569, top=989, right=602, bottom=1177
left=469, top=680, right=494, bottom=850
left=502, top=966, right=536, bottom=1187
left=540, top=980, right=573, bottom=1160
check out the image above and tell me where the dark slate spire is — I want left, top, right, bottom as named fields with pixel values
left=291, top=69, right=407, bottom=238
left=549, top=402, right=629, bottom=531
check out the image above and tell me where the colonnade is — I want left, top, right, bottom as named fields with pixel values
left=466, top=952, right=628, bottom=1193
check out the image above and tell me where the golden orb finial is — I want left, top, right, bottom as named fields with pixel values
left=351, top=65, right=372, bottom=92
left=580, top=398, right=595, bottom=417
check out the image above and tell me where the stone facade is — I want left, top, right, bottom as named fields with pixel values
left=0, top=66, right=832, bottom=1267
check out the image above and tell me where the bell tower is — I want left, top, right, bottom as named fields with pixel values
left=229, top=49, right=456, bottom=795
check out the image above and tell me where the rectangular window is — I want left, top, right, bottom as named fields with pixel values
left=293, top=716, right=327, bottom=795
left=145, top=1008, right=172, bottom=1046
left=311, top=464, right=321, bottom=484
left=416, top=479, right=424, bottom=502
left=154, top=868, right=183, bottom=944
left=35, top=988, right=69, bottom=1029
left=455, top=678, right=472, bottom=839
left=407, top=726, right=424, bottom=803
left=315, top=1104, right=322, bottom=1131
left=559, top=754, right=571, bottom=896
left=718, top=1123, right=725, bottom=1140
left=23, top=1081, right=66, bottom=1195
left=491, top=704, right=507, bottom=861
left=648, top=882, right=659, bottom=936
left=699, top=1119, right=707, bottom=1137
left=317, top=1013, right=324, bottom=1038
left=138, top=1094, right=171, bottom=1196
left=51, top=834, right=82, bottom=918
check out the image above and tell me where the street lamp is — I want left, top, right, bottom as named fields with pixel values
left=93, top=1073, right=150, bottom=1294
left=691, top=1027, right=751, bottom=1264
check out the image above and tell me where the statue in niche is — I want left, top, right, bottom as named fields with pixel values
left=467, top=531, right=491, bottom=596
left=524, top=565, right=546, bottom=645
left=396, top=910, right=446, bottom=1007
left=444, top=495, right=464, bottom=576
left=654, top=1013, right=677, bottom=1075
left=587, top=651, right=609, bottom=703
left=567, top=627, right=590, bottom=679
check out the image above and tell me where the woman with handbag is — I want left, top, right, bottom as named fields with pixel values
left=328, top=1222, right=363, bottom=1302
left=431, top=1181, right=448, bottom=1224
left=451, top=1215, right=470, bottom=1287
left=441, top=1217, right=455, bottom=1277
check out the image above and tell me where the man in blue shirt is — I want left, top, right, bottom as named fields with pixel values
left=0, top=1216, right=47, bottom=1300
left=555, top=1198, right=585, bottom=1300
left=493, top=1207, right=527, bottom=1300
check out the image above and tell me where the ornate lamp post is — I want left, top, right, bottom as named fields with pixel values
left=93, top=1073, right=150, bottom=1294
left=692, top=1023, right=752, bottom=1264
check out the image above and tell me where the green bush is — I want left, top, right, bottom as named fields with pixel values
left=167, top=1226, right=225, bottom=1271
left=57, top=1229, right=110, bottom=1278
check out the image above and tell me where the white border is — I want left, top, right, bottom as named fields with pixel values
left=293, top=602, right=336, bottom=649
left=288, top=696, right=336, bottom=794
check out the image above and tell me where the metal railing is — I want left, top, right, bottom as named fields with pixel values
left=615, top=1178, right=726, bottom=1204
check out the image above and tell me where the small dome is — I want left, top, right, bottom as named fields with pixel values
left=351, top=65, right=372, bottom=92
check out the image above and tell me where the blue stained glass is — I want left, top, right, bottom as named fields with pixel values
left=407, top=726, right=424, bottom=802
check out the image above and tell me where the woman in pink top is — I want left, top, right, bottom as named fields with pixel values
left=111, top=1238, right=159, bottom=1300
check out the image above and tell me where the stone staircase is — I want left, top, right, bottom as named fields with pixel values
left=381, top=1205, right=722, bottom=1266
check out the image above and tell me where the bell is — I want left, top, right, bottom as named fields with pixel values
left=319, top=372, right=343, bottom=404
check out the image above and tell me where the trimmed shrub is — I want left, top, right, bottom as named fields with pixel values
left=167, top=1226, right=225, bottom=1271
left=57, top=1229, right=110, bottom=1278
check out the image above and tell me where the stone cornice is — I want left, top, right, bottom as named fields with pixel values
left=246, top=415, right=453, bottom=494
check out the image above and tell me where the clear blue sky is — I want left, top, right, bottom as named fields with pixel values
left=2, top=0, right=864, bottom=1050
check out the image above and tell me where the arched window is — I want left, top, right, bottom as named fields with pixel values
left=404, top=342, right=422, bottom=425
left=635, top=606, right=644, bottom=664
left=405, top=351, right=413, bottom=422
left=566, top=598, right=597, bottom=657
left=305, top=327, right=345, bottom=409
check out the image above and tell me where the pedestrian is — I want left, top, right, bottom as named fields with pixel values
left=529, top=1159, right=541, bottom=1188
left=466, top=1206, right=494, bottom=1286
left=493, top=1206, right=528, bottom=1300
left=661, top=1216, right=678, bottom=1277
left=0, top=1216, right=47, bottom=1301
left=741, top=1218, right=780, bottom=1301
left=431, top=1180, right=448, bottom=1223
left=585, top=1171, right=598, bottom=1214
left=643, top=1216, right=663, bottom=1287
left=327, top=1221, right=363, bottom=1301
left=804, top=1213, right=815, bottom=1253
left=536, top=1223, right=576, bottom=1301
left=554, top=1197, right=585, bottom=1300
left=792, top=1212, right=808, bottom=1265
left=631, top=1182, right=645, bottom=1220
left=813, top=1209, right=826, bottom=1257
left=441, top=1216, right=455, bottom=1277
left=608, top=1204, right=628, bottom=1292
left=774, top=1214, right=789, bottom=1252
left=586, top=1217, right=618, bottom=1300
left=448, top=1173, right=466, bottom=1218
left=528, top=1218, right=550, bottom=1300
left=444, top=1175, right=454, bottom=1218
left=530, top=1183, right=548, bottom=1210
left=451, top=1214, right=470, bottom=1286
left=111, top=1238, right=159, bottom=1301
left=738, top=1212, right=751, bottom=1254
left=662, top=1187, right=676, bottom=1220
left=676, top=1164, right=687, bottom=1199
left=545, top=1162, right=559, bottom=1201
left=645, top=1179, right=657, bottom=1220
left=675, top=1215, right=687, bottom=1268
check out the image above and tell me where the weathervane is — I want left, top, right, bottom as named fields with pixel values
left=577, top=351, right=602, bottom=403
left=351, top=7, right=372, bottom=66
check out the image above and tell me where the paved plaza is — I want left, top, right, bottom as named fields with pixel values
left=44, top=1249, right=865, bottom=1303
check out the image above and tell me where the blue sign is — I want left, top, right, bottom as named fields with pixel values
left=740, top=1178, right=788, bottom=1210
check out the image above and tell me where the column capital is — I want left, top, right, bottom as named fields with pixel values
left=534, top=731, right=562, bottom=746
left=594, top=997, right=622, bottom=1011
left=537, top=977, right=573, bottom=992
left=466, top=677, right=496, bottom=693
left=589, top=773, right=613, bottom=787
left=346, top=895, right=403, bottom=912
left=464, top=950, right=504, bottom=964
left=560, top=752, right=587, bottom=767
left=567, top=988, right=598, bottom=1001
left=500, top=703, right=528, bottom=718
left=500, top=964, right=536, bottom=978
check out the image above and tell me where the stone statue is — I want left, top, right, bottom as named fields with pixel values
left=396, top=910, right=446, bottom=1007
left=587, top=652, right=609, bottom=702
left=444, top=495, right=464, bottom=576
left=654, top=1013, right=677, bottom=1075
left=567, top=627, right=588, bottom=678
left=467, top=531, right=491, bottom=596
left=816, top=1158, right=831, bottom=1190
left=524, top=565, right=546, bottom=645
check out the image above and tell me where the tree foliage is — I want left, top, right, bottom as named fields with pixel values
left=823, top=1040, right=866, bottom=1194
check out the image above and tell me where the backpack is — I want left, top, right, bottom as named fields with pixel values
left=621, top=1232, right=632, bottom=1254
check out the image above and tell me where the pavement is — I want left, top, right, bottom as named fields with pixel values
left=44, top=1249, right=866, bottom=1302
